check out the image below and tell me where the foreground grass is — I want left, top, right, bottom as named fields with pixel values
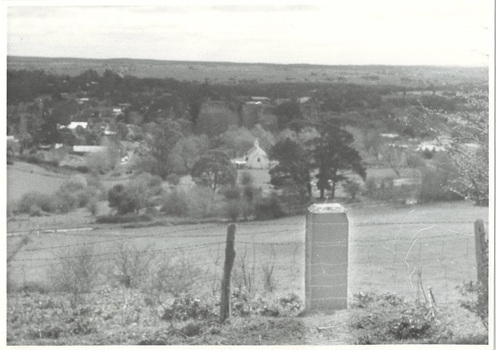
left=7, top=286, right=487, bottom=345
left=7, top=287, right=306, bottom=346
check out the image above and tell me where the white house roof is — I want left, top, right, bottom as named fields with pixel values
left=60, top=122, right=88, bottom=130
left=380, top=133, right=400, bottom=139
left=232, top=158, right=247, bottom=165
left=415, top=142, right=445, bottom=152
left=73, top=145, right=105, bottom=153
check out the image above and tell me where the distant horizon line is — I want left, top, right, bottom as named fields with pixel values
left=7, top=55, right=489, bottom=69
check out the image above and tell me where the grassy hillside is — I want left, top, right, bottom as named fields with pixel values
left=7, top=163, right=67, bottom=202
left=7, top=201, right=488, bottom=345
left=7, top=56, right=488, bottom=85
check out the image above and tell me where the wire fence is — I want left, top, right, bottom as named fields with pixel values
left=7, top=217, right=484, bottom=307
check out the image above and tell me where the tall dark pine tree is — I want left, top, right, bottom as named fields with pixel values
left=308, top=120, right=366, bottom=199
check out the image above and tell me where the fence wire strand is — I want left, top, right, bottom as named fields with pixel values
left=7, top=218, right=483, bottom=308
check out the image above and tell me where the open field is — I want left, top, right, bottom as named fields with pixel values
left=8, top=56, right=488, bottom=85
left=7, top=163, right=67, bottom=202
left=7, top=201, right=488, bottom=344
left=8, top=201, right=487, bottom=302
left=7, top=162, right=131, bottom=202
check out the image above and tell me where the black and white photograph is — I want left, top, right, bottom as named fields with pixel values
left=4, top=0, right=493, bottom=346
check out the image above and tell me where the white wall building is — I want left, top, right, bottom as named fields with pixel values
left=243, top=139, right=270, bottom=169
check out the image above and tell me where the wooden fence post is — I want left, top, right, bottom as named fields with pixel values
left=220, top=224, right=236, bottom=323
left=474, top=219, right=487, bottom=283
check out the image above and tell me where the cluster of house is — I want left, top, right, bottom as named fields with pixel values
left=380, top=133, right=479, bottom=154
left=58, top=121, right=118, bottom=136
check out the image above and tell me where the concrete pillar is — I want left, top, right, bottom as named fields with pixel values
left=305, top=203, right=349, bottom=311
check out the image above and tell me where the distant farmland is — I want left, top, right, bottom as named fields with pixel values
left=7, top=56, right=488, bottom=86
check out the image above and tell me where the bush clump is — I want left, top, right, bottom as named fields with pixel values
left=17, top=192, right=57, bottom=214
left=16, top=174, right=103, bottom=215
left=349, top=292, right=453, bottom=344
left=161, top=190, right=189, bottom=216
left=363, top=177, right=418, bottom=203
left=417, top=166, right=462, bottom=203
left=95, top=213, right=153, bottom=224
left=161, top=296, right=215, bottom=321
left=254, top=193, right=285, bottom=220
left=231, top=289, right=302, bottom=317
left=107, top=173, right=164, bottom=216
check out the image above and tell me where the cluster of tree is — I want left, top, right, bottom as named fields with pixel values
left=414, top=89, right=489, bottom=206
left=8, top=67, right=487, bottom=209
left=269, top=119, right=367, bottom=200
left=9, top=68, right=469, bottom=144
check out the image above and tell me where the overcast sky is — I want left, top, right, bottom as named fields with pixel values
left=6, top=0, right=492, bottom=66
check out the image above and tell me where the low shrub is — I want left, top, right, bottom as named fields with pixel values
left=44, top=159, right=60, bottom=167
left=231, top=289, right=303, bottom=317
left=179, top=321, right=204, bottom=337
left=49, top=245, right=100, bottom=307
left=222, top=186, right=241, bottom=200
left=59, top=174, right=87, bottom=192
left=76, top=165, right=89, bottom=173
left=349, top=292, right=453, bottom=344
left=95, top=213, right=153, bottom=224
left=67, top=307, right=98, bottom=335
left=86, top=198, right=99, bottom=216
left=18, top=153, right=60, bottom=167
left=109, top=241, right=154, bottom=288
left=222, top=184, right=259, bottom=220
left=149, top=255, right=204, bottom=297
left=254, top=193, right=285, bottom=220
left=59, top=164, right=89, bottom=173
left=54, top=190, right=80, bottom=213
left=17, top=192, right=57, bottom=214
left=343, top=180, right=361, bottom=200
left=417, top=166, right=462, bottom=203
left=161, top=296, right=215, bottom=321
left=224, top=199, right=242, bottom=221
left=20, top=153, right=43, bottom=164
left=161, top=190, right=189, bottom=216
left=363, top=178, right=418, bottom=203
left=107, top=184, right=144, bottom=215
left=29, top=205, right=44, bottom=217
left=186, top=186, right=216, bottom=219
left=132, top=172, right=164, bottom=196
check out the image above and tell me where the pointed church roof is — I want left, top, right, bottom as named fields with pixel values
left=246, top=139, right=267, bottom=157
